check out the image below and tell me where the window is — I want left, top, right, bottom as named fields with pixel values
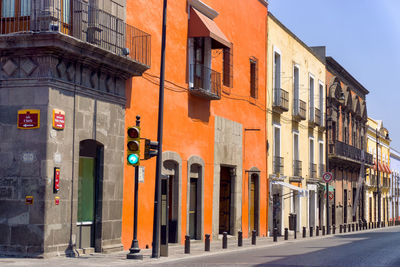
left=319, top=82, right=324, bottom=125
left=1, top=0, right=30, bottom=18
left=273, top=51, right=281, bottom=90
left=293, top=65, right=300, bottom=113
left=223, top=45, right=233, bottom=88
left=309, top=75, right=314, bottom=120
left=250, top=57, right=258, bottom=99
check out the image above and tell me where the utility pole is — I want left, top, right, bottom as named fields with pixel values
left=152, top=0, right=168, bottom=258
left=377, top=128, right=381, bottom=227
left=325, top=88, right=330, bottom=234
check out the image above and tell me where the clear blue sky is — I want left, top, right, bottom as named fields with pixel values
left=269, top=0, right=400, bottom=150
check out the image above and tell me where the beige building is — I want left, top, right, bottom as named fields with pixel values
left=267, top=14, right=326, bottom=235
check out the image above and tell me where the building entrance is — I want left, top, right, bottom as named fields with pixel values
left=219, top=166, right=233, bottom=234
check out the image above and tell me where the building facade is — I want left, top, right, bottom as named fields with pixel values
left=324, top=57, right=373, bottom=227
left=267, top=14, right=326, bottom=236
left=0, top=0, right=150, bottom=257
left=366, top=119, right=391, bottom=225
left=390, top=148, right=400, bottom=222
left=122, top=0, right=269, bottom=251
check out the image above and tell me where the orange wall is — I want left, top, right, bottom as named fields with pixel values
left=123, top=0, right=268, bottom=249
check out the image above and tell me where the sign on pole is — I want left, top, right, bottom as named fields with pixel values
left=322, top=172, right=333, bottom=183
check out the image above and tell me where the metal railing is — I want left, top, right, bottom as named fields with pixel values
left=273, top=88, right=289, bottom=111
left=309, top=163, right=317, bottom=178
left=0, top=0, right=151, bottom=66
left=370, top=174, right=376, bottom=186
left=329, top=140, right=373, bottom=165
left=315, top=108, right=321, bottom=126
left=293, top=160, right=302, bottom=177
left=319, top=164, right=325, bottom=178
left=293, top=99, right=307, bottom=120
left=190, top=63, right=221, bottom=99
left=274, top=156, right=284, bottom=175
left=309, top=105, right=315, bottom=123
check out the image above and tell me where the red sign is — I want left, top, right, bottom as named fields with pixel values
left=329, top=191, right=334, bottom=200
left=54, top=167, right=60, bottom=192
left=18, top=110, right=40, bottom=129
left=322, top=172, right=333, bottom=183
left=55, top=197, right=60, bottom=205
left=53, top=109, right=65, bottom=130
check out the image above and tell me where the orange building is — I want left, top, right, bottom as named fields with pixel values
left=123, top=0, right=269, bottom=250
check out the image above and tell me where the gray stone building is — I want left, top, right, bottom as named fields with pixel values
left=0, top=0, right=150, bottom=257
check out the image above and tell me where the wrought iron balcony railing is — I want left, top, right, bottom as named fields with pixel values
left=274, top=156, right=284, bottom=176
left=315, top=108, right=321, bottom=126
left=293, top=99, right=306, bottom=121
left=0, top=0, right=151, bottom=67
left=293, top=160, right=302, bottom=177
left=309, top=163, right=317, bottom=178
left=189, top=63, right=221, bottom=100
left=370, top=174, right=377, bottom=186
left=273, top=88, right=289, bottom=112
left=328, top=140, right=374, bottom=165
left=319, top=164, right=325, bottom=178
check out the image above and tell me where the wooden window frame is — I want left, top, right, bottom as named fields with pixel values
left=250, top=57, right=258, bottom=99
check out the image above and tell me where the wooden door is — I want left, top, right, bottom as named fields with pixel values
left=219, top=167, right=231, bottom=234
left=189, top=178, right=197, bottom=239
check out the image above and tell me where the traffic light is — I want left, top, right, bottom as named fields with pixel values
left=144, top=139, right=159, bottom=160
left=127, top=127, right=140, bottom=166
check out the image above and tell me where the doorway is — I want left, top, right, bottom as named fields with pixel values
left=219, top=166, right=233, bottom=234
left=249, top=173, right=259, bottom=235
left=77, top=140, right=103, bottom=250
left=344, top=189, right=348, bottom=223
left=309, top=190, right=316, bottom=228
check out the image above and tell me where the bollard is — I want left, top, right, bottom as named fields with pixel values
left=340, top=225, right=343, bottom=233
left=273, top=228, right=278, bottom=242
left=303, top=227, right=306, bottom=238
left=222, top=232, right=228, bottom=249
left=284, top=228, right=288, bottom=240
left=328, top=226, right=331, bottom=235
left=205, top=234, right=210, bottom=251
left=310, top=226, right=313, bottom=237
left=322, top=226, right=325, bottom=236
left=252, top=230, right=257, bottom=245
left=333, top=225, right=336, bottom=234
left=356, top=223, right=358, bottom=231
left=238, top=231, right=243, bottom=247
left=185, top=235, right=190, bottom=254
left=316, top=226, right=319, bottom=236
left=348, top=224, right=351, bottom=232
left=344, top=224, right=347, bottom=233
left=352, top=224, right=354, bottom=232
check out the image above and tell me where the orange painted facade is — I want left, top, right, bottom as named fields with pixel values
left=122, top=0, right=268, bottom=249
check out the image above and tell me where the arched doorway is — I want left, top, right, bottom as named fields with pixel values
left=77, top=139, right=104, bottom=251
left=187, top=156, right=204, bottom=240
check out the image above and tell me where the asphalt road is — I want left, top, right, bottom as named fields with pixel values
left=150, top=227, right=400, bottom=267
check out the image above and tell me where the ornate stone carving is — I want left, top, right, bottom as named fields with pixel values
left=2, top=59, right=18, bottom=77
left=20, top=58, right=37, bottom=76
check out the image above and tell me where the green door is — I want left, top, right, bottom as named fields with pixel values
left=77, top=157, right=95, bottom=249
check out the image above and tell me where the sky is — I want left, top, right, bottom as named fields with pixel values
left=269, top=0, right=400, bottom=150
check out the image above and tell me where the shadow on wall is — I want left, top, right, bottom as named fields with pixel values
left=188, top=95, right=210, bottom=122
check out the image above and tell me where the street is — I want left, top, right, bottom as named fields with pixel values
left=2, top=226, right=400, bottom=267
left=146, top=227, right=400, bottom=267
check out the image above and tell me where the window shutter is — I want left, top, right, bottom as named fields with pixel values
left=223, top=44, right=233, bottom=88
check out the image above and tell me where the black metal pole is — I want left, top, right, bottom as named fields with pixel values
left=377, top=128, right=381, bottom=227
left=151, top=0, right=168, bottom=259
left=127, top=116, right=143, bottom=260
left=325, top=89, right=330, bottom=234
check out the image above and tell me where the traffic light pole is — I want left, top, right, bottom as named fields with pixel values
left=127, top=116, right=143, bottom=260
left=152, top=0, right=168, bottom=259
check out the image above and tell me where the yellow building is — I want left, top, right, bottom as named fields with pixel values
left=267, top=13, right=326, bottom=235
left=366, top=118, right=391, bottom=226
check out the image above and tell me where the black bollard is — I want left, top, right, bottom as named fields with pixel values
left=328, top=226, right=331, bottom=235
left=322, top=226, right=325, bottom=236
left=352, top=224, right=355, bottom=232
left=310, top=226, right=313, bottom=237
left=284, top=228, right=288, bottom=240
left=238, top=231, right=243, bottom=247
left=333, top=225, right=336, bottom=234
left=222, top=232, right=228, bottom=249
left=185, top=235, right=190, bottom=254
left=344, top=224, right=347, bottom=233
left=316, top=226, right=319, bottom=236
left=205, top=234, right=210, bottom=251
left=252, top=230, right=257, bottom=245
left=273, top=228, right=278, bottom=242
left=348, top=224, right=351, bottom=232
left=356, top=223, right=358, bottom=231
left=340, top=224, right=343, bottom=233
left=303, top=227, right=306, bottom=238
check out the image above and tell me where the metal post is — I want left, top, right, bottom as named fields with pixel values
left=302, top=227, right=306, bottom=238
left=238, top=231, right=243, bottom=247
left=333, top=225, right=336, bottom=234
left=340, top=225, right=342, bottom=233
left=151, top=0, right=168, bottom=259
left=284, top=228, right=288, bottom=240
left=310, top=226, right=313, bottom=237
left=325, top=91, right=330, bottom=235
left=252, top=230, right=257, bottom=245
left=316, top=226, right=319, bottom=236
left=222, top=232, right=228, bottom=249
left=322, top=226, right=325, bottom=236
left=127, top=116, right=143, bottom=260
left=273, top=228, right=278, bottom=242
left=377, top=128, right=381, bottom=228
left=205, top=234, right=210, bottom=251
left=184, top=235, right=190, bottom=254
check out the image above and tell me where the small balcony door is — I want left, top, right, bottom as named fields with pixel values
left=1, top=0, right=30, bottom=33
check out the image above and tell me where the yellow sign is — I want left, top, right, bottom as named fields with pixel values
left=18, top=109, right=40, bottom=129
left=52, top=109, right=65, bottom=130
left=25, top=196, right=34, bottom=205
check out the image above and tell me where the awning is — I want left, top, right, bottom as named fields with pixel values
left=384, top=163, right=392, bottom=174
left=188, top=7, right=231, bottom=49
left=271, top=181, right=308, bottom=194
left=374, top=160, right=383, bottom=172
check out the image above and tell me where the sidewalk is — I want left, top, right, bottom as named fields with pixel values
left=0, top=225, right=397, bottom=266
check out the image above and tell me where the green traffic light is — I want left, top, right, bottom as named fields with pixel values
left=127, top=154, right=139, bottom=165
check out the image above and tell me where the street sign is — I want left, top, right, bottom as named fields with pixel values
left=322, top=172, right=333, bottom=183
left=52, top=109, right=65, bottom=130
left=18, top=110, right=40, bottom=129
left=138, top=166, right=145, bottom=183
left=329, top=191, right=334, bottom=200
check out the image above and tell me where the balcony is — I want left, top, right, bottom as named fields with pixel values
left=309, top=163, right=317, bottom=178
left=273, top=156, right=284, bottom=176
left=370, top=174, right=377, bottom=187
left=328, top=140, right=374, bottom=166
left=319, top=164, right=325, bottom=178
left=189, top=63, right=221, bottom=100
left=0, top=0, right=151, bottom=68
left=315, top=108, right=321, bottom=126
left=293, top=160, right=302, bottom=177
left=293, top=99, right=306, bottom=121
left=273, top=88, right=289, bottom=113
